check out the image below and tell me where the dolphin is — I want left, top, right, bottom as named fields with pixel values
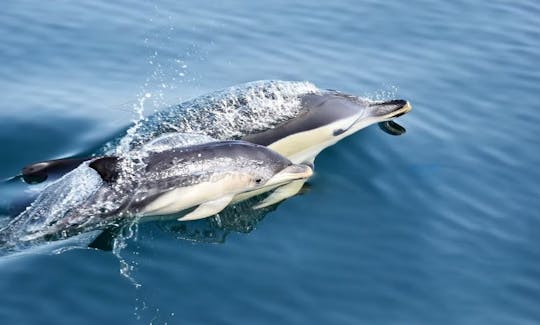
left=21, top=80, right=411, bottom=182
left=0, top=140, right=312, bottom=247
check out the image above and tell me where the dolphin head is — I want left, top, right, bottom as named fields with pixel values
left=244, top=91, right=412, bottom=164
left=226, top=154, right=313, bottom=206
left=298, top=91, right=412, bottom=137
left=327, top=94, right=412, bottom=137
left=230, top=143, right=313, bottom=190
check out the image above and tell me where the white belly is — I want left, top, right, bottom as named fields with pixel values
left=267, top=115, right=379, bottom=164
left=141, top=173, right=251, bottom=216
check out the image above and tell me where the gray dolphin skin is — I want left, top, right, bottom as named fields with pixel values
left=22, top=80, right=411, bottom=181
left=1, top=141, right=312, bottom=246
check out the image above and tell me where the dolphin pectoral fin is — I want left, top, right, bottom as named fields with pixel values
left=177, top=194, right=235, bottom=221
left=253, top=179, right=306, bottom=209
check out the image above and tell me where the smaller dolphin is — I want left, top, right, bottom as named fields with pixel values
left=1, top=141, right=312, bottom=245
left=121, top=140, right=312, bottom=221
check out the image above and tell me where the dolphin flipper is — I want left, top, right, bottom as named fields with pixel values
left=253, top=179, right=306, bottom=209
left=178, top=194, right=235, bottom=221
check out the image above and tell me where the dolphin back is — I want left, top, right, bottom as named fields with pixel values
left=105, top=80, right=320, bottom=154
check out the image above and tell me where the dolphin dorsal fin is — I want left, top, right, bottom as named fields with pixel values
left=89, top=156, right=120, bottom=183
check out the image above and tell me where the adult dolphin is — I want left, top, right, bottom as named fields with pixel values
left=21, top=80, right=411, bottom=182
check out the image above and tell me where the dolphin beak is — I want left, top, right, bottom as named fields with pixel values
left=264, top=164, right=313, bottom=187
left=368, top=99, right=412, bottom=120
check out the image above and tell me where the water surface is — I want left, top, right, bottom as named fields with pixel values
left=1, top=0, right=539, bottom=324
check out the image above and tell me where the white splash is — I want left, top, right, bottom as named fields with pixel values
left=143, top=133, right=217, bottom=153
left=103, top=80, right=320, bottom=155
left=15, top=163, right=103, bottom=240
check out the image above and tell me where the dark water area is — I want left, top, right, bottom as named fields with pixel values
left=1, top=0, right=540, bottom=324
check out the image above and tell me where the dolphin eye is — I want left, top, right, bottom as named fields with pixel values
left=255, top=178, right=262, bottom=184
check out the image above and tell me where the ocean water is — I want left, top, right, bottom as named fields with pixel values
left=1, top=0, right=540, bottom=324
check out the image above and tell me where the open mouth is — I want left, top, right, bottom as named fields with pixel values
left=369, top=99, right=412, bottom=136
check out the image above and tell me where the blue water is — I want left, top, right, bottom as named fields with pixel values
left=1, top=0, right=540, bottom=324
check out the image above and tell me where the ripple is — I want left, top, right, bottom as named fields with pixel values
left=2, top=0, right=540, bottom=324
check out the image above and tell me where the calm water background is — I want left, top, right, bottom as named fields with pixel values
left=1, top=0, right=540, bottom=324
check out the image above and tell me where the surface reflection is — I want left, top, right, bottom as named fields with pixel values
left=0, top=177, right=310, bottom=254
